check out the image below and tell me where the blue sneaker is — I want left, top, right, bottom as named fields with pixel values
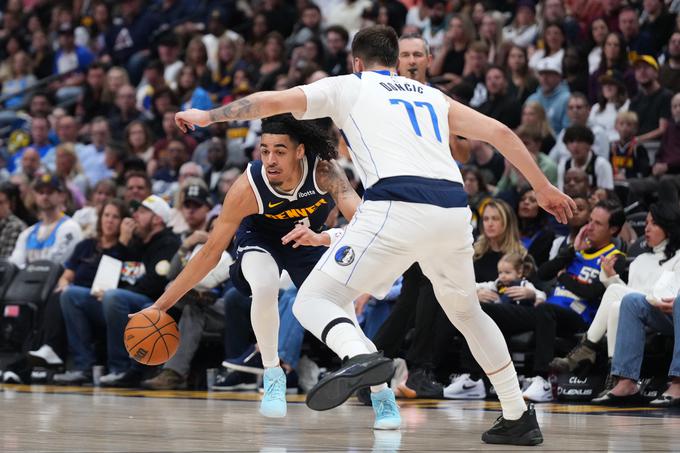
left=371, top=388, right=401, bottom=430
left=260, top=367, right=287, bottom=418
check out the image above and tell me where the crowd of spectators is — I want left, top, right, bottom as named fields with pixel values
left=0, top=0, right=679, bottom=407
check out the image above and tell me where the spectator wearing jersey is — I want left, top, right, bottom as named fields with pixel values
left=557, top=125, right=614, bottom=191
left=9, top=173, right=83, bottom=268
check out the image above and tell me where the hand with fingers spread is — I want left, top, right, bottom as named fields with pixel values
left=175, top=109, right=211, bottom=133
left=281, top=224, right=329, bottom=248
left=534, top=184, right=577, bottom=224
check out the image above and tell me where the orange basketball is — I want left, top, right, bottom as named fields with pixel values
left=124, top=309, right=180, bottom=366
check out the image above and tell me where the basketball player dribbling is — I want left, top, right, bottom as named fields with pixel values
left=153, top=25, right=575, bottom=445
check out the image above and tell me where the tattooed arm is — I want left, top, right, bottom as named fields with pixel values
left=175, top=88, right=307, bottom=133
left=315, top=160, right=361, bottom=221
left=281, top=160, right=361, bottom=249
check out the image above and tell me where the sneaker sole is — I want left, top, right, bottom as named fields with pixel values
left=482, top=428, right=544, bottom=446
left=443, top=393, right=486, bottom=400
left=222, top=361, right=265, bottom=376
left=306, top=359, right=394, bottom=411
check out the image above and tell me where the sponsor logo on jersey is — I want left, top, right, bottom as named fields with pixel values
left=297, top=190, right=316, bottom=198
left=335, top=246, right=355, bottom=266
left=264, top=198, right=328, bottom=220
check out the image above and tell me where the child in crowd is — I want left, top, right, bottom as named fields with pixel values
left=610, top=111, right=650, bottom=181
left=476, top=252, right=546, bottom=306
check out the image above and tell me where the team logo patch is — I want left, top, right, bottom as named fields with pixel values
left=335, top=246, right=355, bottom=266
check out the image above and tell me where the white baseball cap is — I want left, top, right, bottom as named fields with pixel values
left=133, top=195, right=171, bottom=225
left=536, top=58, right=562, bottom=76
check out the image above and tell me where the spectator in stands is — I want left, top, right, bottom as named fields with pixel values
left=77, top=117, right=113, bottom=185
left=76, top=63, right=112, bottom=132
left=660, top=32, right=680, bottom=93
left=477, top=65, right=521, bottom=129
left=526, top=58, right=571, bottom=134
left=54, top=143, right=88, bottom=208
left=175, top=66, right=213, bottom=111
left=123, top=171, right=152, bottom=204
left=430, top=15, right=474, bottom=81
left=639, top=0, right=676, bottom=56
left=13, top=148, right=44, bottom=185
left=46, top=199, right=128, bottom=385
left=98, top=195, right=180, bottom=387
left=557, top=125, right=614, bottom=191
left=212, top=36, right=248, bottom=101
left=520, top=101, right=556, bottom=154
left=528, top=22, right=566, bottom=72
left=8, top=117, right=52, bottom=174
left=323, top=25, right=350, bottom=76
left=502, top=0, right=539, bottom=48
left=255, top=32, right=288, bottom=91
left=157, top=33, right=184, bottom=90
left=27, top=91, right=54, bottom=119
left=587, top=18, right=609, bottom=75
left=108, top=84, right=144, bottom=141
left=588, top=70, right=630, bottom=142
left=552, top=203, right=680, bottom=386
left=0, top=182, right=27, bottom=258
left=52, top=23, right=93, bottom=103
left=9, top=173, right=83, bottom=267
left=618, top=7, right=654, bottom=58
left=473, top=199, right=526, bottom=284
left=549, top=193, right=591, bottom=259
left=184, top=37, right=211, bottom=90
left=629, top=55, right=673, bottom=144
left=609, top=111, right=650, bottom=181
left=87, top=1, right=112, bottom=56
left=135, top=60, right=166, bottom=116
left=30, top=29, right=54, bottom=80
left=141, top=214, right=232, bottom=390
left=468, top=140, right=504, bottom=186
left=287, top=3, right=323, bottom=49
left=124, top=120, right=155, bottom=165
left=478, top=13, right=503, bottom=64
left=72, top=179, right=117, bottom=239
left=588, top=32, right=636, bottom=104
left=503, top=45, right=538, bottom=105
left=496, top=125, right=558, bottom=196
left=2, top=50, right=36, bottom=109
left=203, top=138, right=235, bottom=195
left=516, top=187, right=556, bottom=267
left=550, top=92, right=610, bottom=163
left=627, top=93, right=680, bottom=205
left=103, top=0, right=158, bottom=85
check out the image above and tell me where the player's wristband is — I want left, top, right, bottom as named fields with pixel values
left=323, top=228, right=344, bottom=247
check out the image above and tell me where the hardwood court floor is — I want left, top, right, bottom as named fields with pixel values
left=2, top=384, right=680, bottom=452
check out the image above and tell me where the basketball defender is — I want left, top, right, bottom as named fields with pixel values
left=161, top=26, right=575, bottom=445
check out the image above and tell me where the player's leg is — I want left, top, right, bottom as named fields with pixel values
left=417, top=207, right=542, bottom=446
left=294, top=269, right=401, bottom=429
left=240, top=251, right=287, bottom=418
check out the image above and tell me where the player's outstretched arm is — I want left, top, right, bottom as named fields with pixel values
left=315, top=160, right=361, bottom=221
left=146, top=174, right=258, bottom=312
left=175, top=88, right=308, bottom=132
left=446, top=96, right=576, bottom=224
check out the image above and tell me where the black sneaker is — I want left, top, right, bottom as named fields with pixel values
left=356, top=386, right=372, bottom=406
left=100, top=369, right=142, bottom=388
left=481, top=404, right=544, bottom=446
left=212, top=368, right=257, bottom=391
left=306, top=352, right=394, bottom=411
left=402, top=368, right=443, bottom=399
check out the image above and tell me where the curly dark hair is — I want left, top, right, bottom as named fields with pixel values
left=649, top=202, right=680, bottom=264
left=260, top=114, right=337, bottom=160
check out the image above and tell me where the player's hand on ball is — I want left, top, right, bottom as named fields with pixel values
left=535, top=184, right=576, bottom=224
left=175, top=109, right=211, bottom=133
left=282, top=224, right=328, bottom=248
left=128, top=305, right=165, bottom=319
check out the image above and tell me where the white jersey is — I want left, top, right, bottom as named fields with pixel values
left=295, top=70, right=463, bottom=190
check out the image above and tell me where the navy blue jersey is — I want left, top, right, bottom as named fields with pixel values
left=240, top=153, right=334, bottom=237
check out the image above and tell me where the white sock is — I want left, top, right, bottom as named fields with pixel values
left=324, top=322, right=370, bottom=359
left=371, top=383, right=388, bottom=393
left=488, top=364, right=527, bottom=420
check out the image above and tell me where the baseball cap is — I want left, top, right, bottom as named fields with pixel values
left=535, top=58, right=562, bottom=76
left=633, top=55, right=659, bottom=71
left=183, top=184, right=212, bottom=207
left=131, top=195, right=171, bottom=224
left=516, top=0, right=536, bottom=14
left=33, top=172, right=65, bottom=192
left=598, top=69, right=625, bottom=87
